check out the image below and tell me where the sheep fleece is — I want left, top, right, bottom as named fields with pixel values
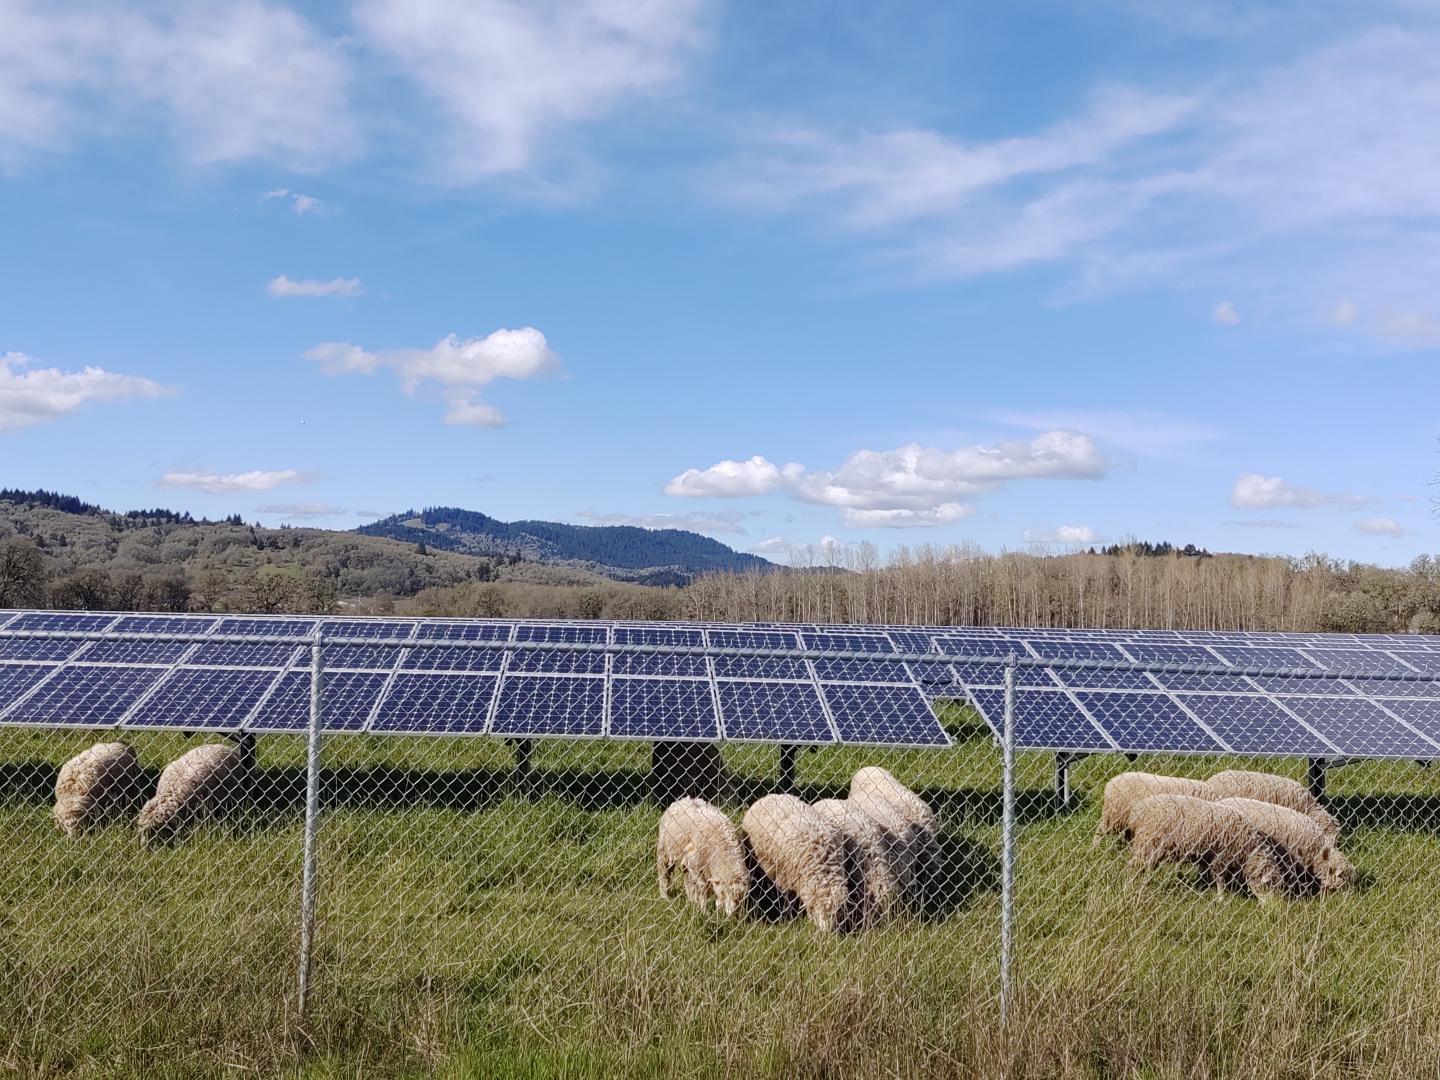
left=848, top=766, right=936, bottom=891
left=812, top=797, right=902, bottom=926
left=1217, top=796, right=1353, bottom=893
left=655, top=796, right=749, bottom=916
left=742, top=794, right=852, bottom=932
left=136, top=743, right=246, bottom=842
left=1127, top=793, right=1273, bottom=894
left=1208, top=770, right=1340, bottom=839
left=54, top=742, right=140, bottom=836
left=1098, top=772, right=1217, bottom=838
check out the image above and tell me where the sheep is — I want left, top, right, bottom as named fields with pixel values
left=655, top=796, right=750, bottom=917
left=1097, top=771, right=1217, bottom=841
left=136, top=742, right=251, bottom=845
left=848, top=766, right=937, bottom=896
left=1208, top=769, right=1340, bottom=840
left=1217, top=797, right=1354, bottom=895
left=1127, top=793, right=1284, bottom=897
left=741, top=793, right=855, bottom=933
left=53, top=742, right=142, bottom=836
left=812, top=797, right=904, bottom=927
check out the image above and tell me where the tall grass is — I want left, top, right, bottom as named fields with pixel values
left=2, top=728, right=1439, bottom=1077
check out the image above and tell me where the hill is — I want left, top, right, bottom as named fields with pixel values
left=356, top=507, right=771, bottom=585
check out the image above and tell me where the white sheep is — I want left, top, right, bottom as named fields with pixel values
left=1097, top=771, right=1217, bottom=840
left=811, top=797, right=903, bottom=927
left=848, top=766, right=937, bottom=897
left=655, top=796, right=750, bottom=917
left=1216, top=796, right=1353, bottom=895
left=1208, top=769, right=1340, bottom=839
left=1127, top=793, right=1284, bottom=897
left=136, top=742, right=250, bottom=845
left=54, top=742, right=142, bottom=837
left=741, top=793, right=855, bottom=933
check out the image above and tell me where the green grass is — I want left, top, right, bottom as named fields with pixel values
left=3, top=718, right=1440, bottom=1078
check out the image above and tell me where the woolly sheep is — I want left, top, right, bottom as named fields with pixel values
left=136, top=742, right=250, bottom=845
left=1127, top=793, right=1284, bottom=897
left=741, top=793, right=855, bottom=933
left=811, top=797, right=903, bottom=927
left=655, top=796, right=750, bottom=917
left=848, top=766, right=937, bottom=895
left=54, top=742, right=142, bottom=837
left=1208, top=770, right=1340, bottom=840
left=1217, top=796, right=1353, bottom=895
left=1097, top=771, right=1217, bottom=840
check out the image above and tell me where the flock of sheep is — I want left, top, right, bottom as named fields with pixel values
left=656, top=765, right=937, bottom=932
left=1098, top=769, right=1353, bottom=898
left=52, top=740, right=251, bottom=845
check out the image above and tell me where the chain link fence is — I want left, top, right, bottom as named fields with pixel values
left=1, top=622, right=1439, bottom=1076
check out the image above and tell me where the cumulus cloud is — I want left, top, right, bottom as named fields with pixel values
left=1330, top=299, right=1358, bottom=326
left=1356, top=516, right=1405, bottom=538
left=0, top=351, right=173, bottom=432
left=1212, top=300, right=1240, bottom=326
left=159, top=469, right=309, bottom=494
left=305, top=328, right=560, bottom=427
left=751, top=535, right=793, bottom=555
left=266, top=274, right=364, bottom=299
left=1023, top=524, right=1100, bottom=545
left=255, top=502, right=349, bottom=519
left=664, top=456, right=796, bottom=498
left=1230, top=473, right=1369, bottom=510
left=354, top=0, right=706, bottom=181
left=841, top=503, right=975, bottom=529
left=577, top=510, right=750, bottom=536
left=262, top=189, right=331, bottom=215
left=988, top=408, right=1223, bottom=457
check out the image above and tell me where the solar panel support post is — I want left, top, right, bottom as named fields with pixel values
left=296, top=634, right=324, bottom=1025
left=1306, top=757, right=1327, bottom=802
left=999, top=655, right=1017, bottom=1032
left=1054, top=752, right=1087, bottom=810
left=778, top=744, right=799, bottom=793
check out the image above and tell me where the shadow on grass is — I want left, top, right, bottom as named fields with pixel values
left=1328, top=793, right=1440, bottom=833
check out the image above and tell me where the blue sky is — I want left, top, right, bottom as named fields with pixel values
left=2, top=0, right=1437, bottom=565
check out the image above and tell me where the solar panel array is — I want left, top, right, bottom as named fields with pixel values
left=0, top=611, right=950, bottom=749
left=3, top=610, right=1439, bottom=758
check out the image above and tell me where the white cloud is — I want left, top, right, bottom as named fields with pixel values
left=1023, top=524, right=1100, bottom=545
left=255, top=501, right=349, bottom=519
left=1230, top=473, right=1369, bottom=510
left=158, top=469, right=308, bottom=494
left=664, top=455, right=794, bottom=498
left=1356, top=516, right=1405, bottom=538
left=841, top=503, right=975, bottom=529
left=354, top=0, right=705, bottom=182
left=0, top=351, right=173, bottom=433
left=0, top=1, right=356, bottom=171
left=1212, top=300, right=1240, bottom=326
left=305, top=328, right=560, bottom=427
left=266, top=274, right=364, bottom=299
left=262, top=189, right=331, bottom=215
left=989, top=408, right=1223, bottom=456
left=751, top=535, right=792, bottom=555
left=577, top=510, right=749, bottom=536
left=1375, top=311, right=1440, bottom=348
left=1224, top=518, right=1302, bottom=530
left=1330, top=299, right=1358, bottom=326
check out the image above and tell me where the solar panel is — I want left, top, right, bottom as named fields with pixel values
left=2, top=666, right=163, bottom=727
left=371, top=673, right=498, bottom=734
left=126, top=668, right=282, bottom=730
left=610, top=678, right=718, bottom=740
left=491, top=675, right=605, bottom=737
left=508, top=624, right=607, bottom=674
left=716, top=680, right=833, bottom=744
left=822, top=684, right=948, bottom=746
left=249, top=670, right=388, bottom=732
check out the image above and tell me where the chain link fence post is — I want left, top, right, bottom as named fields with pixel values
left=999, top=652, right=1017, bottom=1033
left=296, top=630, right=324, bottom=1022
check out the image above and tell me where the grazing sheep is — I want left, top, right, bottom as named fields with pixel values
left=136, top=742, right=250, bottom=845
left=1208, top=769, right=1340, bottom=839
left=655, top=797, right=750, bottom=917
left=741, top=794, right=855, bottom=933
left=1128, top=793, right=1283, bottom=897
left=812, top=798, right=903, bottom=927
left=848, top=766, right=937, bottom=895
left=1097, top=772, right=1217, bottom=840
left=1217, top=797, right=1353, bottom=895
left=54, top=742, right=142, bottom=837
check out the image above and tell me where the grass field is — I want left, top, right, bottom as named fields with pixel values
left=3, top=714, right=1440, bottom=1079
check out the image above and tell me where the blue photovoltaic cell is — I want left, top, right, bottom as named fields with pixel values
left=189, top=641, right=299, bottom=667
left=1388, top=652, right=1440, bottom=675
left=248, top=670, right=388, bottom=732
left=414, top=622, right=511, bottom=640
left=970, top=688, right=1112, bottom=750
left=320, top=621, right=413, bottom=670
left=612, top=626, right=707, bottom=677
left=1178, top=695, right=1336, bottom=756
left=403, top=643, right=507, bottom=672
left=1369, top=698, right=1440, bottom=745
left=5, top=612, right=116, bottom=632
left=1042, top=644, right=1157, bottom=689
left=887, top=630, right=943, bottom=654
left=0, top=664, right=54, bottom=709
left=491, top=675, right=605, bottom=737
left=370, top=673, right=498, bottom=734
left=1210, top=645, right=1319, bottom=671
left=610, top=678, right=718, bottom=740
left=822, top=684, right=948, bottom=746
left=1280, top=697, right=1440, bottom=758
left=1124, top=643, right=1254, bottom=693
left=1303, top=648, right=1404, bottom=673
left=3, top=666, right=162, bottom=726
left=126, top=668, right=281, bottom=729
left=909, top=660, right=959, bottom=688
left=709, top=629, right=809, bottom=680
left=716, top=681, right=833, bottom=743
left=79, top=640, right=192, bottom=665
left=216, top=618, right=316, bottom=637
left=1075, top=692, right=1225, bottom=752
left=0, top=637, right=87, bottom=662
left=110, top=615, right=217, bottom=634
left=508, top=625, right=607, bottom=674
left=1349, top=678, right=1440, bottom=700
